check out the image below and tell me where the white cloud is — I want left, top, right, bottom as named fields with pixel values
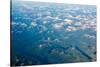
left=64, top=19, right=73, bottom=25
left=31, top=21, right=37, bottom=27
left=21, top=23, right=27, bottom=27
left=66, top=26, right=77, bottom=32
left=74, top=22, right=82, bottom=26
left=53, top=23, right=63, bottom=29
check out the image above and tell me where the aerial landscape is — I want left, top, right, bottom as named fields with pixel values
left=11, top=0, right=97, bottom=66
